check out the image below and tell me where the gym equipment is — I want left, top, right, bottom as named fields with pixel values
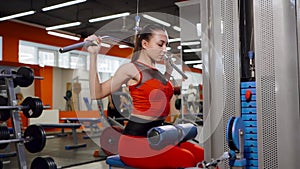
left=184, top=152, right=231, bottom=169
left=0, top=96, right=47, bottom=118
left=164, top=52, right=188, bottom=79
left=58, top=35, right=134, bottom=53
left=100, top=126, right=124, bottom=156
left=106, top=154, right=136, bottom=169
left=0, top=66, right=57, bottom=168
left=0, top=96, right=11, bottom=121
left=13, top=67, right=34, bottom=87
left=226, top=117, right=244, bottom=151
left=175, top=123, right=198, bottom=142
left=0, top=126, right=10, bottom=149
left=226, top=117, right=246, bottom=168
left=94, top=99, right=125, bottom=156
left=0, top=67, right=42, bottom=88
left=0, top=125, right=46, bottom=153
left=21, top=97, right=45, bottom=118
left=38, top=123, right=86, bottom=150
left=24, top=125, right=46, bottom=153
left=60, top=117, right=102, bottom=138
left=147, top=123, right=197, bottom=150
left=184, top=117, right=244, bottom=169
left=30, top=156, right=57, bottom=169
left=59, top=36, right=189, bottom=80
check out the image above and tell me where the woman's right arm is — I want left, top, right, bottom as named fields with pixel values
left=86, top=35, right=138, bottom=100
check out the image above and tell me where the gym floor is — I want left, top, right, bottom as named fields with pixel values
left=0, top=131, right=108, bottom=169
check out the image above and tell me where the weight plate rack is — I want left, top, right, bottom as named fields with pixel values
left=0, top=66, right=57, bottom=169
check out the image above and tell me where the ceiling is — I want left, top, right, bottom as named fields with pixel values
left=0, top=0, right=201, bottom=68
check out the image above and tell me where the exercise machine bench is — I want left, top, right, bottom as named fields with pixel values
left=38, top=123, right=87, bottom=150
left=60, top=117, right=102, bottom=138
left=106, top=155, right=136, bottom=169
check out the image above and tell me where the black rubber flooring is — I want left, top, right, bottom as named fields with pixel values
left=0, top=131, right=107, bottom=169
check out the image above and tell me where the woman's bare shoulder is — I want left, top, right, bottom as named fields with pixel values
left=120, top=62, right=135, bottom=69
left=117, top=62, right=138, bottom=77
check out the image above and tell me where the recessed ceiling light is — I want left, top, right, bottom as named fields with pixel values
left=89, top=12, right=130, bottom=23
left=46, top=22, right=81, bottom=30
left=42, top=0, right=87, bottom=11
left=0, top=10, right=35, bottom=21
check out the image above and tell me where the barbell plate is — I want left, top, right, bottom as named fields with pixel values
left=0, top=96, right=11, bottom=121
left=21, top=97, right=43, bottom=118
left=14, top=67, right=34, bottom=87
left=21, top=97, right=33, bottom=118
left=41, top=156, right=57, bottom=169
left=24, top=125, right=46, bottom=153
left=0, top=126, right=10, bottom=149
left=30, top=156, right=57, bottom=169
left=32, top=98, right=43, bottom=118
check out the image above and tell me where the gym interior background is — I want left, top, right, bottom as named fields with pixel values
left=1, top=0, right=300, bottom=169
left=0, top=0, right=203, bottom=168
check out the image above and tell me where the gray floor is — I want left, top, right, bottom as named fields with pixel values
left=66, top=161, right=108, bottom=169
left=0, top=131, right=108, bottom=169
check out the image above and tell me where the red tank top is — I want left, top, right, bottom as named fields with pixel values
left=129, top=61, right=174, bottom=117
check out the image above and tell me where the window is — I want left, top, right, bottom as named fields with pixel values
left=97, top=55, right=120, bottom=73
left=19, top=44, right=37, bottom=64
left=70, top=53, right=86, bottom=69
left=58, top=52, right=70, bottom=68
left=38, top=49, right=57, bottom=67
left=18, top=40, right=132, bottom=73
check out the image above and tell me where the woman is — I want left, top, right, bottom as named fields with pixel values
left=187, top=84, right=198, bottom=113
left=86, top=24, right=204, bottom=169
left=16, top=92, right=24, bottom=105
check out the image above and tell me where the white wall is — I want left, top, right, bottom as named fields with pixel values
left=52, top=67, right=108, bottom=111
left=29, top=109, right=59, bottom=125
left=52, top=67, right=74, bottom=110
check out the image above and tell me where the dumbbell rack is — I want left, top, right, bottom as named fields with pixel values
left=0, top=67, right=57, bottom=169
left=1, top=68, right=29, bottom=168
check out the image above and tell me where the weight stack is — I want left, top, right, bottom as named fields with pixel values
left=240, top=81, right=258, bottom=169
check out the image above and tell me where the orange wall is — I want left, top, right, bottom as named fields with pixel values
left=0, top=21, right=81, bottom=107
left=0, top=20, right=133, bottom=108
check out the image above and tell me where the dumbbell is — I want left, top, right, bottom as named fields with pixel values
left=0, top=66, right=34, bottom=87
left=147, top=123, right=198, bottom=150
left=30, top=156, right=57, bottom=169
left=0, top=125, right=46, bottom=153
left=21, top=97, right=45, bottom=118
left=0, top=96, right=12, bottom=121
left=0, top=66, right=42, bottom=88
left=0, top=96, right=46, bottom=120
left=14, top=67, right=35, bottom=87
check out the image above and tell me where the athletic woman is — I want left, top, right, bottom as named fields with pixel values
left=86, top=24, right=204, bottom=169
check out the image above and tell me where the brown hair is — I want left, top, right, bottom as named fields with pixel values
left=131, top=24, right=167, bottom=62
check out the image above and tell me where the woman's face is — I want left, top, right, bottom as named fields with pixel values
left=142, top=30, right=168, bottom=62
